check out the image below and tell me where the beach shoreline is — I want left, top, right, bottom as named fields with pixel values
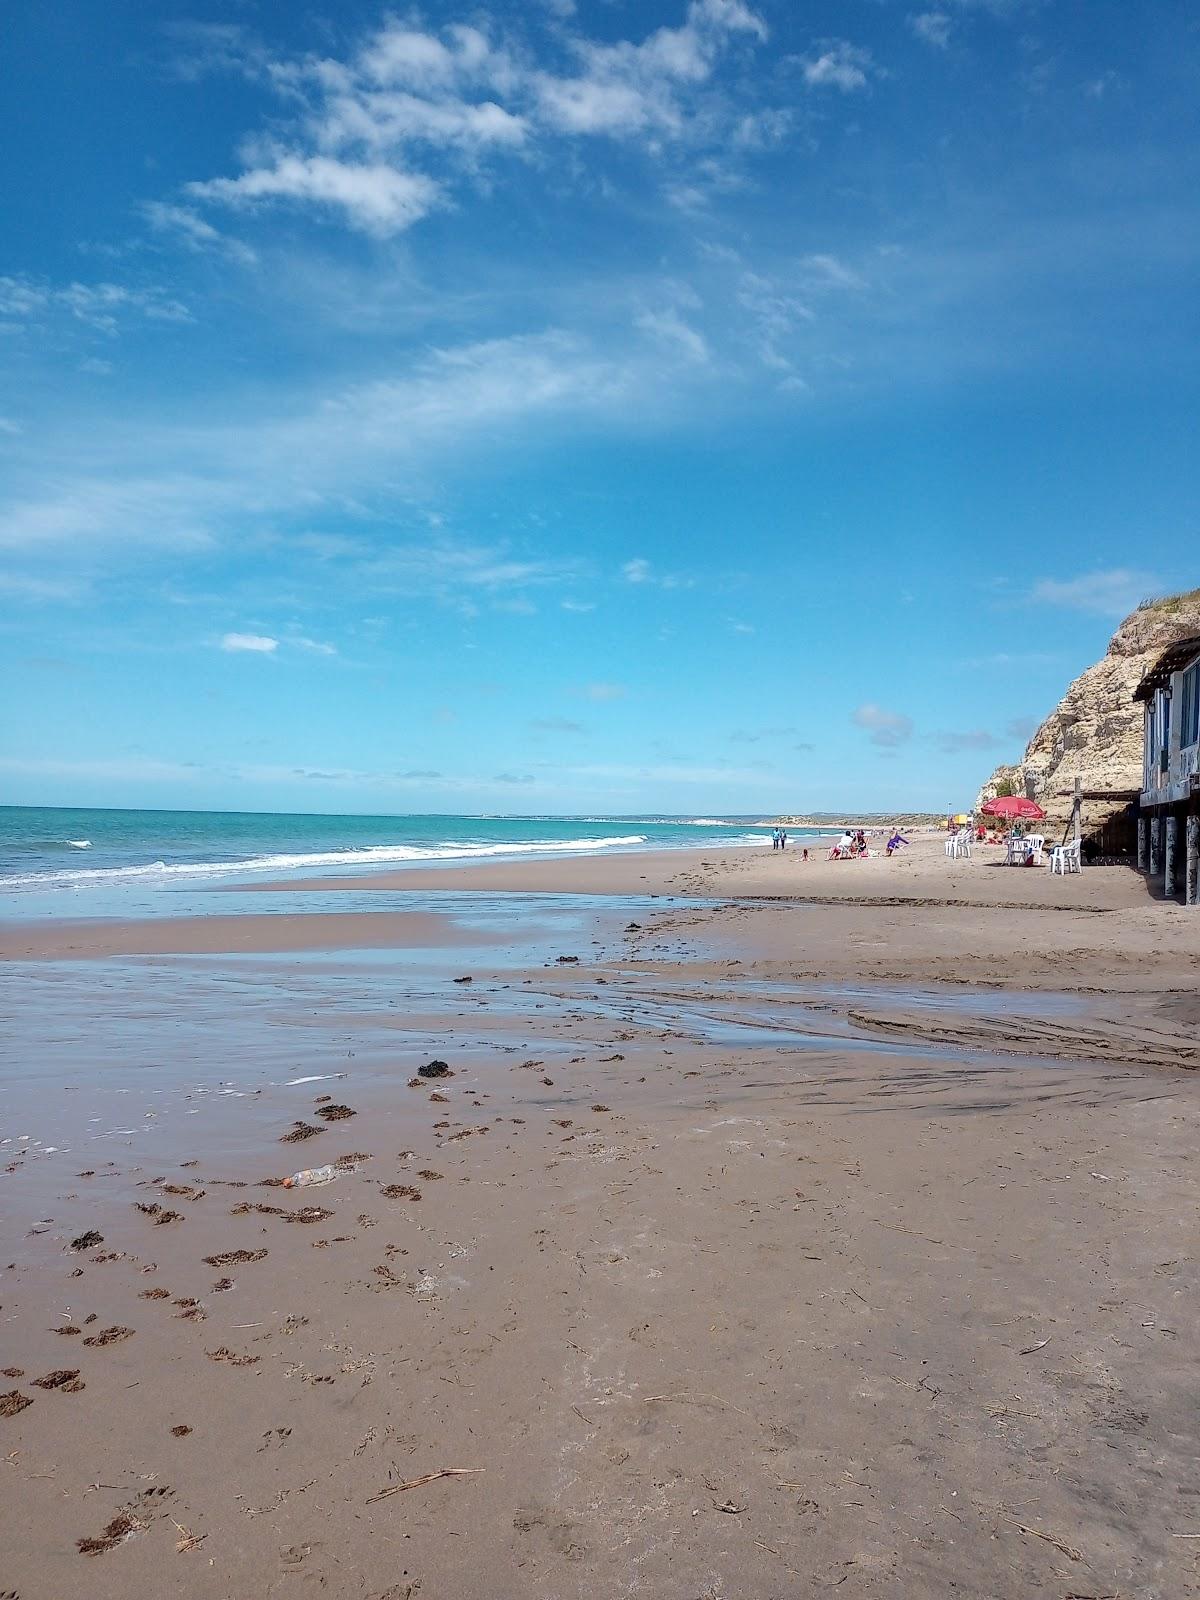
left=2, top=835, right=1198, bottom=1597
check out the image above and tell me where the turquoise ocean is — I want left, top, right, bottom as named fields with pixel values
left=0, top=806, right=827, bottom=896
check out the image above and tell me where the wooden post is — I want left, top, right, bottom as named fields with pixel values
left=1187, top=813, right=1199, bottom=907
left=1164, top=815, right=1178, bottom=897
left=1071, top=777, right=1082, bottom=866
left=1150, top=815, right=1162, bottom=876
left=1137, top=815, right=1148, bottom=872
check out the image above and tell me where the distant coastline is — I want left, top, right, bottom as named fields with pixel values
left=771, top=812, right=944, bottom=830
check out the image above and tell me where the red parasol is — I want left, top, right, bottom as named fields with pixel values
left=980, top=795, right=1046, bottom=821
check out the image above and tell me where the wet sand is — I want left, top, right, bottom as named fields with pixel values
left=0, top=908, right=493, bottom=961
left=3, top=838, right=1199, bottom=1598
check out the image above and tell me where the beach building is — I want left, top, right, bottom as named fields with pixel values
left=1134, top=633, right=1200, bottom=905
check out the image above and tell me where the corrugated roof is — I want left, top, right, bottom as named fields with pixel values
left=1132, top=634, right=1200, bottom=702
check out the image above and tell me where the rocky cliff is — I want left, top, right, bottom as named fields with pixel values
left=977, top=588, right=1200, bottom=833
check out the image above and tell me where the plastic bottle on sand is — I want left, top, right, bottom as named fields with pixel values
left=283, top=1164, right=337, bottom=1189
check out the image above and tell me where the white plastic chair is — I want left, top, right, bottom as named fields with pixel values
left=1049, top=839, right=1081, bottom=875
left=1025, top=835, right=1045, bottom=865
left=945, top=835, right=957, bottom=857
left=954, top=832, right=973, bottom=858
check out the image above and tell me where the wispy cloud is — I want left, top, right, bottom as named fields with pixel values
left=142, top=200, right=258, bottom=265
left=220, top=632, right=278, bottom=654
left=0, top=332, right=633, bottom=572
left=189, top=157, right=442, bottom=238
left=1030, top=568, right=1161, bottom=617
left=908, top=12, right=953, bottom=50
left=797, top=40, right=877, bottom=93
left=0, top=273, right=192, bottom=334
left=530, top=717, right=585, bottom=733
left=579, top=682, right=627, bottom=702
left=618, top=556, right=692, bottom=590
left=176, top=4, right=772, bottom=240
left=635, top=306, right=710, bottom=363
left=852, top=702, right=913, bottom=747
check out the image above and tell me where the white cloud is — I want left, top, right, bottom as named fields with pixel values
left=0, top=416, right=22, bottom=436
left=143, top=201, right=258, bottom=265
left=909, top=12, right=953, bottom=49
left=177, top=4, right=773, bottom=239
left=799, top=40, right=876, bottom=93
left=561, top=598, right=596, bottom=612
left=189, top=156, right=441, bottom=237
left=0, top=330, right=636, bottom=571
left=800, top=253, right=865, bottom=291
left=220, top=632, right=279, bottom=653
left=0, top=572, right=85, bottom=602
left=291, top=636, right=337, bottom=655
left=315, top=330, right=629, bottom=442
left=537, top=0, right=767, bottom=135
left=1085, top=71, right=1118, bottom=100
left=0, top=274, right=192, bottom=333
left=580, top=682, right=627, bottom=702
left=852, top=702, right=914, bottom=747
left=0, top=478, right=217, bottom=554
left=357, top=22, right=502, bottom=91
left=623, top=557, right=653, bottom=584
left=636, top=306, right=710, bottom=362
left=1030, top=568, right=1161, bottom=618
left=0, top=277, right=49, bottom=316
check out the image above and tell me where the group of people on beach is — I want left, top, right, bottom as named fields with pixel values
left=828, top=827, right=910, bottom=860
left=773, top=824, right=910, bottom=861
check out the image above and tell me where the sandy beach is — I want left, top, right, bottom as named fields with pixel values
left=3, top=835, right=1199, bottom=1598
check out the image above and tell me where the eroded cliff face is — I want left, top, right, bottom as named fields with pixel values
left=977, top=590, right=1200, bottom=828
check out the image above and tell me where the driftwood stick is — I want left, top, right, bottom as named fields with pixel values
left=367, top=1468, right=483, bottom=1504
left=999, top=1511, right=1082, bottom=1562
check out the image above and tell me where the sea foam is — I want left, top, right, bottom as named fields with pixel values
left=0, top=833, right=655, bottom=890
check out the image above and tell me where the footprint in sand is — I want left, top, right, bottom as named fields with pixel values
left=512, top=1506, right=588, bottom=1562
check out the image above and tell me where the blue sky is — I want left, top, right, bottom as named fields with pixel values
left=2, top=0, right=1197, bottom=815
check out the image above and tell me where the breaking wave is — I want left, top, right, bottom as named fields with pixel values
left=0, top=833, right=654, bottom=890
